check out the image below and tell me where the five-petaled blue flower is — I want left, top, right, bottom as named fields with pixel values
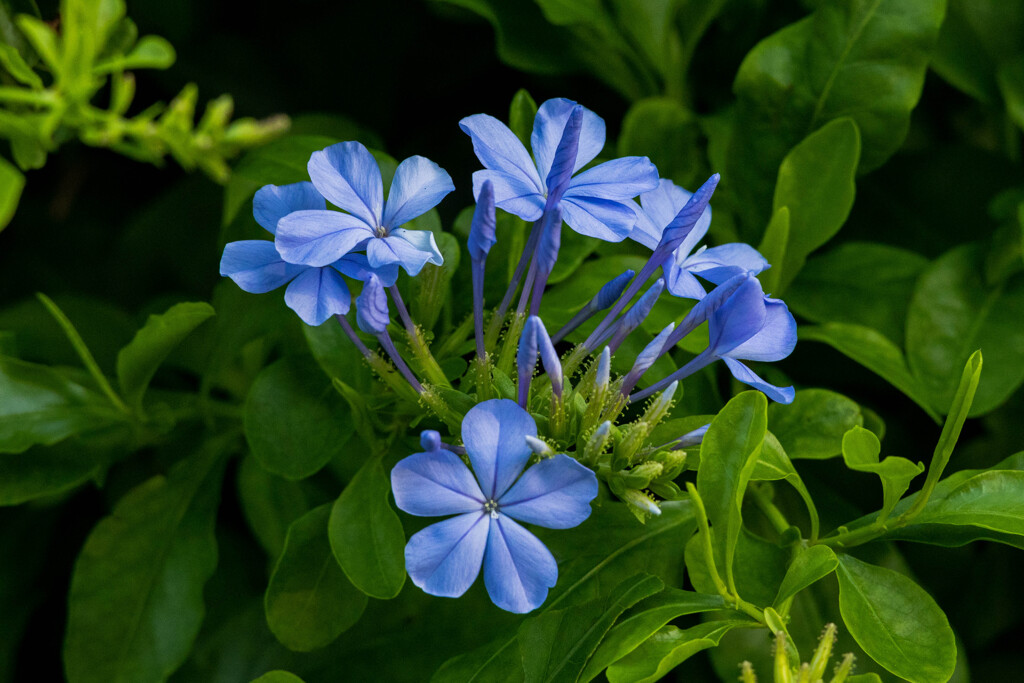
left=219, top=181, right=398, bottom=326
left=460, top=98, right=659, bottom=242
left=391, top=399, right=599, bottom=613
left=275, top=141, right=454, bottom=276
left=631, top=179, right=769, bottom=299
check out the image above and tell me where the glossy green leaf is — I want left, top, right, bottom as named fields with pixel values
left=773, top=545, right=838, bottom=606
left=787, top=242, right=929, bottom=345
left=605, top=621, right=749, bottom=683
left=836, top=555, right=956, bottom=683
left=901, top=471, right=1024, bottom=539
left=770, top=117, right=860, bottom=293
left=919, top=349, right=982, bottom=494
left=0, top=154, right=23, bottom=231
left=244, top=355, right=354, bottom=480
left=931, top=0, right=1024, bottom=102
left=265, top=504, right=367, bottom=652
left=752, top=432, right=819, bottom=539
left=328, top=456, right=406, bottom=599
left=767, top=388, right=864, bottom=460
left=116, top=301, right=214, bottom=411
left=619, top=98, right=701, bottom=188
left=237, top=455, right=310, bottom=558
left=756, top=206, right=789, bottom=295
left=517, top=573, right=663, bottom=683
left=685, top=527, right=789, bottom=608
left=250, top=672, right=306, bottom=683
left=696, top=391, right=767, bottom=594
left=798, top=323, right=940, bottom=421
left=580, top=589, right=727, bottom=683
left=508, top=88, right=537, bottom=148
left=64, top=438, right=228, bottom=683
left=842, top=426, right=923, bottom=519
left=906, top=244, right=1023, bottom=416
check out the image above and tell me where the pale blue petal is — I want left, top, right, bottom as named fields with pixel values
left=707, top=277, right=767, bottom=356
left=668, top=188, right=712, bottom=259
left=459, top=114, right=543, bottom=191
left=461, top=399, right=537, bottom=500
left=366, top=233, right=437, bottom=277
left=663, top=262, right=708, bottom=299
left=638, top=179, right=691, bottom=234
left=629, top=200, right=662, bottom=251
left=275, top=209, right=374, bottom=267
left=406, top=512, right=489, bottom=598
left=382, top=156, right=455, bottom=228
left=391, top=451, right=485, bottom=517
left=333, top=253, right=399, bottom=287
left=724, top=297, right=797, bottom=362
left=392, top=228, right=444, bottom=267
left=560, top=196, right=636, bottom=242
left=499, top=455, right=597, bottom=529
left=532, top=98, right=605, bottom=182
left=483, top=515, right=558, bottom=613
left=472, top=170, right=545, bottom=221
left=682, top=243, right=769, bottom=284
left=252, top=182, right=324, bottom=235
left=307, top=141, right=383, bottom=228
left=283, top=267, right=351, bottom=326
left=563, top=157, right=658, bottom=201
left=220, top=240, right=304, bottom=293
left=722, top=357, right=795, bottom=404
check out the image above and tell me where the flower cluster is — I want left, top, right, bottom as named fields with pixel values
left=219, top=97, right=797, bottom=613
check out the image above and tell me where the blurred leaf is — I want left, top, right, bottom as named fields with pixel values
left=798, top=323, right=940, bottom=421
left=237, top=455, right=310, bottom=558
left=836, top=555, right=956, bottom=683
left=0, top=154, right=24, bottom=231
left=244, top=355, right=354, bottom=480
left=64, top=437, right=228, bottom=683
left=841, top=426, right=924, bottom=519
left=328, top=456, right=406, bottom=599
left=770, top=117, right=860, bottom=293
left=619, top=98, right=702, bottom=188
left=729, top=0, right=945, bottom=235
left=773, top=544, right=837, bottom=606
left=0, top=42, right=41, bottom=87
left=787, top=242, right=929, bottom=345
left=250, top=673, right=306, bottom=683
left=906, top=244, right=1024, bottom=416
left=605, top=621, right=749, bottom=683
left=412, top=231, right=461, bottom=330
left=508, top=88, right=537, bottom=148
left=0, top=431, right=117, bottom=505
left=999, top=55, right=1024, bottom=131
left=767, top=388, right=864, bottom=460
left=696, top=391, right=767, bottom=594
left=756, top=207, right=789, bottom=295
left=93, top=34, right=175, bottom=73
left=116, top=301, right=214, bottom=412
left=517, top=573, right=663, bottom=683
left=265, top=504, right=367, bottom=652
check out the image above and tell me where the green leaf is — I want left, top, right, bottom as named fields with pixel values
left=14, top=15, right=59, bottom=73
left=250, top=672, right=306, bottom=683
left=906, top=244, right=1023, bottom=416
left=0, top=356, right=125, bottom=454
left=842, top=426, right=924, bottom=519
left=411, top=231, right=461, bottom=330
left=756, top=207, right=790, bottom=295
left=786, top=242, right=929, bottom=345
left=770, top=118, right=860, bottom=293
left=685, top=526, right=789, bottom=608
left=836, top=555, right=956, bottom=683
left=116, top=301, right=214, bottom=412
left=0, top=154, right=24, bottom=231
left=619, top=98, right=701, bottom=188
left=908, top=470, right=1024, bottom=537
left=63, top=438, right=228, bottom=683
left=237, top=455, right=309, bottom=558
left=244, top=355, right=354, bottom=480
left=998, top=55, right=1024, bottom=132
left=0, top=42, right=42, bottom=88
left=767, top=388, right=865, bottom=460
left=517, top=573, right=663, bottom=683
left=728, top=0, right=945, bottom=235
left=696, top=391, right=768, bottom=594
left=508, top=88, right=537, bottom=148
left=580, top=589, right=727, bottom=683
left=265, top=504, right=367, bottom=652
left=773, top=545, right=838, bottom=606
left=93, top=34, right=175, bottom=73
left=328, top=456, right=406, bottom=599
left=798, top=323, right=940, bottom=421
left=605, top=621, right=750, bottom=683
left=752, top=432, right=820, bottom=539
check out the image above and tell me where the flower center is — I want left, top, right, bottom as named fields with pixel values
left=374, top=225, right=388, bottom=238
left=483, top=499, right=500, bottom=518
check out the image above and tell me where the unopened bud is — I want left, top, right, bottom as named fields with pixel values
left=524, top=435, right=553, bottom=457
left=807, top=623, right=837, bottom=681
left=583, top=421, right=612, bottom=464
left=621, top=489, right=661, bottom=517
left=420, top=430, right=441, bottom=452
left=620, top=462, right=663, bottom=488
left=642, top=380, right=677, bottom=425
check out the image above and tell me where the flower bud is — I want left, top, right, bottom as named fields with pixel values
left=420, top=430, right=441, bottom=452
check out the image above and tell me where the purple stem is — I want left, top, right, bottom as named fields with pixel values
left=335, top=314, right=372, bottom=358
left=388, top=286, right=417, bottom=338
left=629, top=350, right=714, bottom=403
left=377, top=329, right=424, bottom=393
left=472, top=261, right=486, bottom=359
left=494, top=217, right=543, bottom=321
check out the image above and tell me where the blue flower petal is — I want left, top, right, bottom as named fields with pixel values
left=639, top=180, right=712, bottom=258
left=563, top=157, right=658, bottom=201
left=405, top=512, right=489, bottom=598
left=333, top=253, right=400, bottom=287
left=722, top=357, right=795, bottom=404
left=560, top=196, right=636, bottom=242
left=707, top=277, right=768, bottom=356
left=531, top=98, right=605, bottom=182
left=499, top=454, right=597, bottom=529
left=483, top=515, right=557, bottom=613
left=252, top=182, right=324, bottom=235
left=663, top=263, right=708, bottom=299
left=283, top=267, right=351, bottom=326
left=682, top=243, right=769, bottom=284
left=382, top=156, right=455, bottom=229
left=220, top=240, right=305, bottom=293
left=276, top=209, right=374, bottom=267
left=366, top=233, right=437, bottom=277
left=724, top=297, right=797, bottom=362
left=471, top=170, right=545, bottom=221
left=307, top=142, right=383, bottom=228
left=459, top=114, right=543, bottom=191
left=391, top=451, right=485, bottom=517
left=461, top=399, right=537, bottom=500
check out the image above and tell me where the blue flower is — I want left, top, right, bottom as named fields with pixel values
left=391, top=399, right=598, bottom=613
left=274, top=142, right=454, bottom=276
left=460, top=98, right=659, bottom=242
left=631, top=179, right=769, bottom=299
left=219, top=181, right=398, bottom=326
